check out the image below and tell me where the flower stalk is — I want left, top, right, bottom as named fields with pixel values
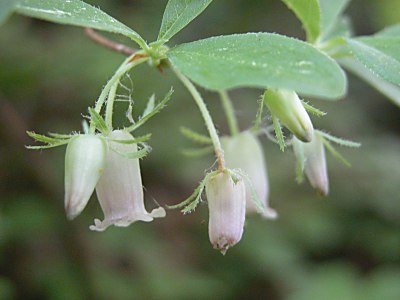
left=172, top=66, right=225, bottom=171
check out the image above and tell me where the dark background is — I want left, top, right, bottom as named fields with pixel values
left=0, top=0, right=399, bottom=299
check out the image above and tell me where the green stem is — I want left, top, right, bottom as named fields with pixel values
left=105, top=81, right=119, bottom=129
left=89, top=55, right=148, bottom=133
left=218, top=90, right=239, bottom=136
left=172, top=67, right=225, bottom=171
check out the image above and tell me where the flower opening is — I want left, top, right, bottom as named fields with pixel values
left=90, top=130, right=165, bottom=232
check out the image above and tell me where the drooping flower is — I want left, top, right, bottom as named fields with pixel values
left=206, top=171, right=246, bottom=254
left=221, top=131, right=277, bottom=218
left=293, top=132, right=329, bottom=196
left=90, top=130, right=165, bottom=232
left=264, top=89, right=314, bottom=142
left=64, top=134, right=108, bottom=220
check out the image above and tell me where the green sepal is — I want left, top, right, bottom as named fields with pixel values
left=292, top=138, right=305, bottom=183
left=141, top=95, right=155, bottom=118
left=321, top=139, right=351, bottom=167
left=127, top=88, right=174, bottom=132
left=88, top=108, right=109, bottom=135
left=27, top=131, right=66, bottom=144
left=301, top=100, right=327, bottom=117
left=110, top=133, right=152, bottom=144
left=181, top=146, right=214, bottom=157
left=317, top=130, right=361, bottom=147
left=180, top=126, right=212, bottom=144
left=229, top=168, right=265, bottom=213
left=251, top=95, right=265, bottom=132
left=26, top=141, right=69, bottom=150
left=48, top=132, right=75, bottom=139
left=111, top=143, right=151, bottom=160
left=26, top=131, right=72, bottom=150
left=271, top=115, right=286, bottom=151
left=167, top=171, right=217, bottom=213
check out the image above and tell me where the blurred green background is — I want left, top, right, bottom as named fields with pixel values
left=0, top=0, right=399, bottom=299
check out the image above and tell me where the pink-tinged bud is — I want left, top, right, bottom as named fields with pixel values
left=90, top=130, right=165, bottom=232
left=293, top=133, right=329, bottom=196
left=264, top=89, right=314, bottom=142
left=206, top=171, right=246, bottom=254
left=221, top=131, right=277, bottom=219
left=64, top=134, right=107, bottom=220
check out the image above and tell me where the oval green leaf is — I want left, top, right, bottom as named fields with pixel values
left=339, top=57, right=400, bottom=107
left=319, top=0, right=350, bottom=41
left=375, top=24, right=400, bottom=38
left=347, top=37, right=400, bottom=85
left=281, top=0, right=320, bottom=43
left=15, top=0, right=146, bottom=48
left=158, top=0, right=213, bottom=42
left=0, top=0, right=17, bottom=26
left=168, top=33, right=347, bottom=99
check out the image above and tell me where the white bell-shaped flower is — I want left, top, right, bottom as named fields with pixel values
left=293, top=133, right=329, bottom=196
left=221, top=131, right=277, bottom=219
left=90, top=130, right=165, bottom=232
left=206, top=171, right=246, bottom=254
left=64, top=134, right=108, bottom=220
left=264, top=89, right=314, bottom=142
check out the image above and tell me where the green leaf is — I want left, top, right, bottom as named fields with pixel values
left=339, top=57, right=400, bottom=107
left=346, top=37, right=400, bottom=85
left=158, top=0, right=213, bottom=42
left=356, top=36, right=400, bottom=62
left=322, top=17, right=352, bottom=42
left=88, top=108, right=109, bottom=135
left=319, top=0, right=350, bottom=40
left=15, top=0, right=146, bottom=48
left=180, top=127, right=212, bottom=144
left=0, top=0, right=17, bottom=26
left=281, top=0, right=320, bottom=43
left=375, top=24, right=400, bottom=38
left=168, top=33, right=347, bottom=99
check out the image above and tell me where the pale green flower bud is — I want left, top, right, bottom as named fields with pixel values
left=264, top=89, right=314, bottom=142
left=90, top=130, right=165, bottom=232
left=221, top=131, right=277, bottom=218
left=64, top=134, right=107, bottom=220
left=293, top=133, right=329, bottom=196
left=206, top=171, right=246, bottom=254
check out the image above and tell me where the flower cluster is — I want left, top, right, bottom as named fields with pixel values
left=65, top=130, right=165, bottom=231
